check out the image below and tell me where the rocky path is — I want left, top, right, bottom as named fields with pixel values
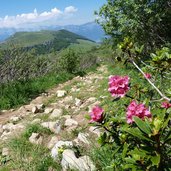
left=0, top=65, right=109, bottom=171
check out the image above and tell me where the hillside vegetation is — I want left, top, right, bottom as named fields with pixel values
left=0, top=29, right=100, bottom=110
left=2, top=30, right=91, bottom=48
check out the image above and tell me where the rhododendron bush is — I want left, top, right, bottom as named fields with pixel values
left=89, top=43, right=171, bottom=170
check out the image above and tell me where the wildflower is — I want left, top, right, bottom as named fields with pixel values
left=90, top=106, right=104, bottom=123
left=144, top=73, right=152, bottom=79
left=161, top=101, right=171, bottom=109
left=108, top=75, right=130, bottom=98
left=126, top=100, right=151, bottom=124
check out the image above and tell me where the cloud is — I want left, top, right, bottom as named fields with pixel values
left=0, top=6, right=77, bottom=28
left=64, top=6, right=77, bottom=14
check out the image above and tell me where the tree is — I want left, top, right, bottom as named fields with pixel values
left=96, top=0, right=171, bottom=52
left=59, top=49, right=80, bottom=74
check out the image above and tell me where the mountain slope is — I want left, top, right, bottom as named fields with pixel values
left=0, top=22, right=105, bottom=42
left=3, top=29, right=92, bottom=48
left=0, top=29, right=97, bottom=55
left=55, top=22, right=105, bottom=42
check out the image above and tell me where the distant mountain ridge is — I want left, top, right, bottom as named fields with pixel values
left=0, top=29, right=97, bottom=56
left=0, top=22, right=105, bottom=42
left=3, top=29, right=91, bottom=47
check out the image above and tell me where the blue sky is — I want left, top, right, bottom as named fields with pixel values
left=0, top=0, right=106, bottom=28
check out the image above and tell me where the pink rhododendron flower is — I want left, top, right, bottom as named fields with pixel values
left=108, top=75, right=130, bottom=98
left=144, top=73, right=152, bottom=79
left=126, top=100, right=152, bottom=124
left=161, top=101, right=171, bottom=109
left=90, top=106, right=104, bottom=123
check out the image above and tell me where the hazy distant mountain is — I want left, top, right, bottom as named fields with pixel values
left=55, top=22, right=105, bottom=42
left=0, top=22, right=105, bottom=43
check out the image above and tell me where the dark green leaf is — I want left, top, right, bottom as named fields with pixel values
left=134, top=116, right=152, bottom=135
left=125, top=128, right=153, bottom=142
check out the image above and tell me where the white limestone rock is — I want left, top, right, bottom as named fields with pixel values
left=44, top=108, right=54, bottom=114
left=10, top=116, right=21, bottom=122
left=51, top=141, right=73, bottom=159
left=75, top=98, right=82, bottom=107
left=64, top=119, right=78, bottom=127
left=61, top=149, right=95, bottom=171
left=50, top=109, right=63, bottom=119
left=41, top=121, right=61, bottom=134
left=56, top=90, right=67, bottom=97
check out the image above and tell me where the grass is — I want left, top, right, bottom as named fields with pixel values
left=23, top=124, right=53, bottom=139
left=0, top=72, right=74, bottom=110
left=0, top=123, right=58, bottom=170
left=89, top=145, right=115, bottom=171
left=7, top=136, right=61, bottom=171
left=69, top=39, right=97, bottom=53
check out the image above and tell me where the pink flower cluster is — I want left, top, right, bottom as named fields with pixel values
left=144, top=73, right=152, bottom=79
left=108, top=75, right=130, bottom=98
left=161, top=101, right=171, bottom=109
left=90, top=106, right=104, bottom=123
left=126, top=100, right=152, bottom=124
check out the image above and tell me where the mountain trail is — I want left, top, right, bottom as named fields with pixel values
left=0, top=64, right=109, bottom=170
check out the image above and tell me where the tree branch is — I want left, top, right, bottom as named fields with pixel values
left=131, top=60, right=171, bottom=102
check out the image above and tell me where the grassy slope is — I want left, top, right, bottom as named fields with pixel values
left=2, top=30, right=94, bottom=48
left=69, top=39, right=98, bottom=53
left=3, top=31, right=55, bottom=47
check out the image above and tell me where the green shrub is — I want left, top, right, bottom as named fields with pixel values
left=59, top=49, right=80, bottom=74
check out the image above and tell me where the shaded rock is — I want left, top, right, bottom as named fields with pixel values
left=29, top=133, right=43, bottom=145
left=51, top=141, right=73, bottom=159
left=64, top=105, right=71, bottom=110
left=47, top=136, right=59, bottom=149
left=41, top=121, right=61, bottom=134
left=57, top=90, right=67, bottom=97
left=32, top=106, right=39, bottom=114
left=65, top=119, right=78, bottom=127
left=37, top=104, right=45, bottom=111
left=49, top=109, right=63, bottom=119
left=61, top=149, right=95, bottom=171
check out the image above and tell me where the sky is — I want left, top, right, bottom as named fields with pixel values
left=0, top=0, right=106, bottom=28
